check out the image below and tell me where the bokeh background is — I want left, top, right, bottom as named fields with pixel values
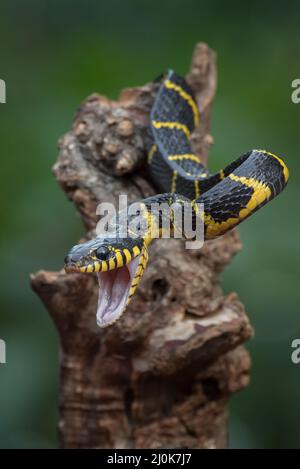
left=0, top=0, right=299, bottom=448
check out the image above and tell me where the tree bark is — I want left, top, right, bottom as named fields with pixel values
left=31, top=43, right=253, bottom=449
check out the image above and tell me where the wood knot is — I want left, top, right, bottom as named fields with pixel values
left=104, top=142, right=119, bottom=155
left=117, top=120, right=134, bottom=137
left=115, top=149, right=136, bottom=174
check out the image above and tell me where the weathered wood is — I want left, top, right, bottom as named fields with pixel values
left=31, top=43, right=253, bottom=449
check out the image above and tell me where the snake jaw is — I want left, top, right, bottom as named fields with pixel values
left=96, top=253, right=143, bottom=328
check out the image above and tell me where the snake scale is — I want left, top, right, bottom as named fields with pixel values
left=64, top=70, right=289, bottom=327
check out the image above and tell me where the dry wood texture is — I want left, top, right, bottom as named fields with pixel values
left=31, top=43, right=253, bottom=449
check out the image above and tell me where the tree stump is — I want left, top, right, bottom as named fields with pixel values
left=31, top=43, right=253, bottom=449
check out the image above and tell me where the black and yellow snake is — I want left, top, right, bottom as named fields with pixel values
left=64, top=71, right=289, bottom=327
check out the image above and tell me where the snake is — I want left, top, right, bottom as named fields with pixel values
left=64, top=70, right=289, bottom=327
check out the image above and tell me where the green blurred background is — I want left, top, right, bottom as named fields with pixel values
left=0, top=0, right=299, bottom=448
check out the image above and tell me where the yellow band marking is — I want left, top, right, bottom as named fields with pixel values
left=186, top=171, right=207, bottom=178
left=152, top=121, right=190, bottom=139
left=168, top=154, right=201, bottom=163
left=148, top=144, right=157, bottom=163
left=144, top=209, right=159, bottom=244
left=94, top=261, right=100, bottom=272
left=134, top=249, right=145, bottom=278
left=191, top=200, right=199, bottom=215
left=220, top=169, right=225, bottom=180
left=115, top=251, right=124, bottom=268
left=80, top=266, right=87, bottom=273
left=255, top=149, right=289, bottom=183
left=135, top=263, right=143, bottom=278
left=204, top=174, right=272, bottom=239
left=133, top=246, right=141, bottom=257
left=126, top=246, right=149, bottom=306
left=171, top=171, right=178, bottom=193
left=101, top=261, right=108, bottom=272
left=127, top=285, right=138, bottom=303
left=108, top=258, right=115, bottom=270
left=165, top=79, right=200, bottom=127
left=123, top=249, right=132, bottom=263
left=229, top=173, right=271, bottom=193
left=143, top=248, right=149, bottom=265
left=194, top=180, right=200, bottom=199
left=87, top=265, right=94, bottom=273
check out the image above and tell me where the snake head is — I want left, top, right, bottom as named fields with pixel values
left=64, top=236, right=149, bottom=327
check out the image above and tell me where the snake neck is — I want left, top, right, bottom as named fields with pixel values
left=137, top=192, right=195, bottom=245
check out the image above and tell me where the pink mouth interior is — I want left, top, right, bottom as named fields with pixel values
left=96, top=254, right=141, bottom=327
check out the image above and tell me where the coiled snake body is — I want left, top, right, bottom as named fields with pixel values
left=65, top=71, right=289, bottom=327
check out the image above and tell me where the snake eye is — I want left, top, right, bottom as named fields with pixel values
left=95, top=247, right=108, bottom=261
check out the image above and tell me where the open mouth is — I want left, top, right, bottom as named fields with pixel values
left=96, top=254, right=142, bottom=327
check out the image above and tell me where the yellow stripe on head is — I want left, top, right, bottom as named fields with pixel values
left=94, top=261, right=100, bottom=272
left=108, top=258, right=116, bottom=270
